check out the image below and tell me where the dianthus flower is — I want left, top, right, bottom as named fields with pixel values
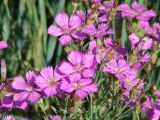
left=2, top=85, right=28, bottom=109
left=118, top=1, right=156, bottom=22
left=60, top=75, right=97, bottom=99
left=48, top=12, right=86, bottom=45
left=82, top=24, right=114, bottom=38
left=140, top=22, right=160, bottom=40
left=4, top=115, right=15, bottom=120
left=141, top=97, right=160, bottom=120
left=35, top=66, right=61, bottom=97
left=58, top=50, right=96, bottom=79
left=103, top=59, right=136, bottom=79
left=12, top=71, right=41, bottom=103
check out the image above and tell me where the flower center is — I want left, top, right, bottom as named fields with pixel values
left=63, top=28, right=71, bottom=34
left=115, top=67, right=121, bottom=73
left=48, top=77, right=57, bottom=86
left=74, top=65, right=83, bottom=72
left=26, top=85, right=33, bottom=92
left=73, top=83, right=82, bottom=89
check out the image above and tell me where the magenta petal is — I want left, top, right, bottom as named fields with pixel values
left=12, top=75, right=27, bottom=90
left=67, top=50, right=83, bottom=65
left=55, top=12, right=69, bottom=28
left=82, top=24, right=97, bottom=35
left=82, top=54, right=95, bottom=68
left=83, top=84, right=97, bottom=92
left=79, top=79, right=92, bottom=85
left=44, top=86, right=57, bottom=96
left=48, top=25, right=63, bottom=37
left=69, top=15, right=82, bottom=29
left=27, top=91, right=41, bottom=103
left=76, top=90, right=88, bottom=99
left=58, top=61, right=74, bottom=74
left=35, top=76, right=48, bottom=89
left=0, top=40, right=8, bottom=49
left=40, top=66, right=54, bottom=79
left=131, top=1, right=144, bottom=12
left=60, top=81, right=75, bottom=93
left=14, top=101, right=28, bottom=110
left=13, top=91, right=29, bottom=101
left=59, top=35, right=73, bottom=45
left=82, top=69, right=95, bottom=78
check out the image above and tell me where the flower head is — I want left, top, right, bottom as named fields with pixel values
left=12, top=71, right=41, bottom=103
left=118, top=2, right=156, bottom=22
left=60, top=75, right=97, bottom=99
left=48, top=12, right=85, bottom=45
left=35, top=66, right=61, bottom=97
left=140, top=22, right=160, bottom=40
left=2, top=84, right=28, bottom=109
left=4, top=115, right=15, bottom=120
left=58, top=50, right=97, bottom=79
left=103, top=59, right=136, bottom=79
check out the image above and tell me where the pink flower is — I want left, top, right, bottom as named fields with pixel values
left=4, top=115, right=15, bottom=120
left=35, top=66, right=61, bottom=97
left=120, top=76, right=139, bottom=91
left=48, top=12, right=86, bottom=45
left=82, top=24, right=114, bottom=38
left=141, top=97, right=160, bottom=120
left=58, top=50, right=96, bottom=79
left=138, top=37, right=153, bottom=50
left=129, top=33, right=140, bottom=49
left=103, top=59, right=136, bottom=79
left=60, top=75, right=97, bottom=99
left=2, top=85, right=28, bottom=110
left=118, top=2, right=156, bottom=22
left=88, top=38, right=126, bottom=63
left=141, top=53, right=150, bottom=63
left=0, top=40, right=8, bottom=49
left=140, top=22, right=160, bottom=40
left=12, top=71, right=41, bottom=103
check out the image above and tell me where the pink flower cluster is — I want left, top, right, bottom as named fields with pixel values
left=1, top=0, right=160, bottom=119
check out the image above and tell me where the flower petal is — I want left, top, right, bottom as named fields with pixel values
left=69, top=15, right=82, bottom=29
left=27, top=91, right=41, bottom=103
left=58, top=61, right=75, bottom=75
left=59, top=35, right=73, bottom=45
left=12, top=75, right=27, bottom=90
left=68, top=50, right=83, bottom=65
left=48, top=25, right=63, bottom=37
left=55, top=12, right=69, bottom=28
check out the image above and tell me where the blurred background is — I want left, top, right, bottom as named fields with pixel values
left=0, top=0, right=160, bottom=119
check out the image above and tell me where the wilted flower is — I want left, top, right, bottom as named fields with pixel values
left=35, top=66, right=61, bottom=97
left=48, top=12, right=86, bottom=45
left=60, top=74, right=97, bottom=99
left=58, top=50, right=96, bottom=79
left=12, top=71, right=41, bottom=103
left=118, top=1, right=156, bottom=22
